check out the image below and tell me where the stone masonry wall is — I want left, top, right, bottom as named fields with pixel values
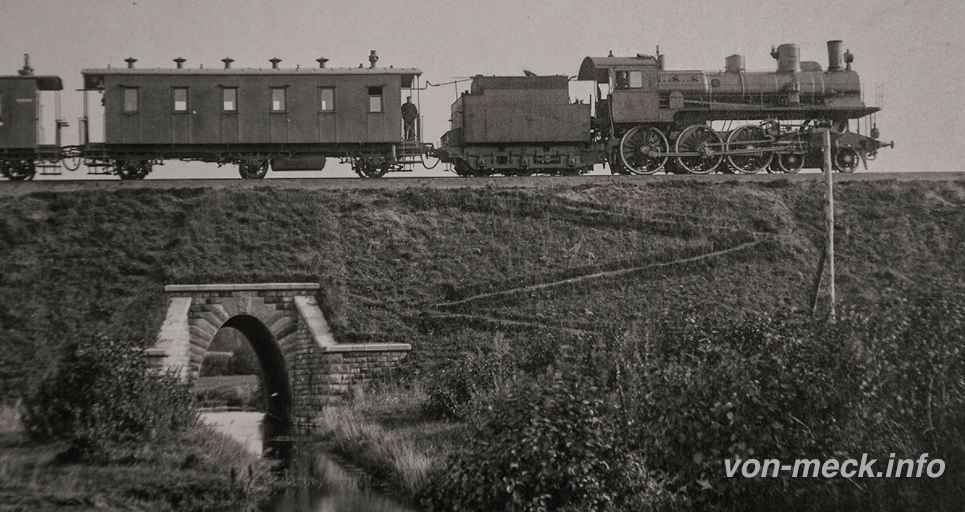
left=150, top=283, right=410, bottom=428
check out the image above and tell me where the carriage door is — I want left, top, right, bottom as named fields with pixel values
left=0, top=79, right=39, bottom=150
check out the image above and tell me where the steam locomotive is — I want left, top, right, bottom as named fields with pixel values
left=0, top=40, right=890, bottom=180
left=439, top=40, right=892, bottom=176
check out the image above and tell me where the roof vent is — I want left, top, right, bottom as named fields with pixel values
left=125, top=57, right=137, bottom=69
left=368, top=50, right=378, bottom=68
left=174, top=57, right=186, bottom=69
left=222, top=58, right=234, bottom=69
left=17, top=54, right=34, bottom=76
left=269, top=57, right=282, bottom=69
left=316, top=57, right=329, bottom=69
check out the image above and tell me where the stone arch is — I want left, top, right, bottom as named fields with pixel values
left=205, top=314, right=292, bottom=423
left=149, top=283, right=412, bottom=427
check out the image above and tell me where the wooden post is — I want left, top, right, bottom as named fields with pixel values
left=823, top=128, right=835, bottom=321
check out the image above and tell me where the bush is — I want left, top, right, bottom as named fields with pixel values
left=622, top=313, right=863, bottom=509
left=422, top=331, right=569, bottom=421
left=418, top=375, right=676, bottom=511
left=20, top=335, right=198, bottom=460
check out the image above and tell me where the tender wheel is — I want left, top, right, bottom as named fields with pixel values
left=777, top=153, right=805, bottom=173
left=354, top=159, right=387, bottom=179
left=833, top=147, right=860, bottom=173
left=619, top=125, right=668, bottom=174
left=114, top=160, right=148, bottom=180
left=726, top=125, right=773, bottom=174
left=675, top=125, right=723, bottom=174
left=3, top=160, right=36, bottom=181
left=239, top=160, right=269, bottom=179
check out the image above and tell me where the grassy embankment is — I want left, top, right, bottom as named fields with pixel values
left=1, top=178, right=963, bottom=507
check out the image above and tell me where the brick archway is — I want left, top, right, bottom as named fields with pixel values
left=148, top=283, right=410, bottom=427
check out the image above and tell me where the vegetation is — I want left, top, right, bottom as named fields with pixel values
left=0, top=178, right=962, bottom=509
left=413, top=283, right=965, bottom=510
left=2, top=336, right=275, bottom=510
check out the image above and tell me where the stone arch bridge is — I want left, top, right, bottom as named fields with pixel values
left=146, top=283, right=410, bottom=426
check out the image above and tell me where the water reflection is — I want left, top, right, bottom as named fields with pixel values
left=200, top=411, right=410, bottom=512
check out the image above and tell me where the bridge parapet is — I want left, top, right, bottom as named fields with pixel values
left=149, top=283, right=410, bottom=426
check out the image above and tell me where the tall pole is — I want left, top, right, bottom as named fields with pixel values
left=823, top=128, right=835, bottom=321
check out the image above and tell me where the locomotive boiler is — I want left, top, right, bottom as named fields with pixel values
left=579, top=40, right=892, bottom=174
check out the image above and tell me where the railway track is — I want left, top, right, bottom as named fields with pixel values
left=0, top=172, right=962, bottom=197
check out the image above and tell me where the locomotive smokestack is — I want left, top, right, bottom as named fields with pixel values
left=316, top=57, right=329, bottom=69
left=827, top=40, right=844, bottom=71
left=125, top=57, right=137, bottom=69
left=173, top=57, right=186, bottom=69
left=222, top=58, right=234, bottom=69
left=269, top=57, right=282, bottom=69
left=369, top=50, right=378, bottom=68
left=17, top=54, right=34, bottom=76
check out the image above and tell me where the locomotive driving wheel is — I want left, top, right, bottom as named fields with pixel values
left=619, top=125, right=668, bottom=174
left=777, top=153, right=805, bottom=173
left=239, top=160, right=269, bottom=179
left=726, top=125, right=773, bottom=174
left=2, top=160, right=36, bottom=181
left=833, top=147, right=860, bottom=173
left=675, top=125, right=723, bottom=174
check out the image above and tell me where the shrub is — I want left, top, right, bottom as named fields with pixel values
left=422, top=348, right=510, bottom=421
left=622, top=313, right=863, bottom=509
left=19, top=335, right=197, bottom=460
left=418, top=375, right=676, bottom=511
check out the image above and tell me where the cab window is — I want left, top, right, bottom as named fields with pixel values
left=319, top=87, right=335, bottom=112
left=629, top=71, right=643, bottom=88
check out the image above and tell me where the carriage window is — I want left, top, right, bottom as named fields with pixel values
left=368, top=86, right=383, bottom=112
left=173, top=88, right=188, bottom=112
left=271, top=88, right=286, bottom=111
left=319, top=87, right=334, bottom=111
left=123, top=87, right=138, bottom=112
left=223, top=88, right=237, bottom=111
left=629, top=71, right=643, bottom=88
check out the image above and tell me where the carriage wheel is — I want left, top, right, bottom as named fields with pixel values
left=4, top=160, right=36, bottom=181
left=355, top=159, right=387, bottom=179
left=115, top=160, right=144, bottom=180
left=777, top=153, right=805, bottom=173
left=833, top=147, right=860, bottom=173
left=239, top=160, right=269, bottom=179
left=619, top=126, right=668, bottom=174
left=726, top=125, right=773, bottom=174
left=675, top=125, right=723, bottom=174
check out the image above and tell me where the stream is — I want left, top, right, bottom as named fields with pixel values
left=200, top=411, right=410, bottom=512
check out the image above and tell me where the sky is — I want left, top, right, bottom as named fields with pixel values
left=1, top=0, right=963, bottom=178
